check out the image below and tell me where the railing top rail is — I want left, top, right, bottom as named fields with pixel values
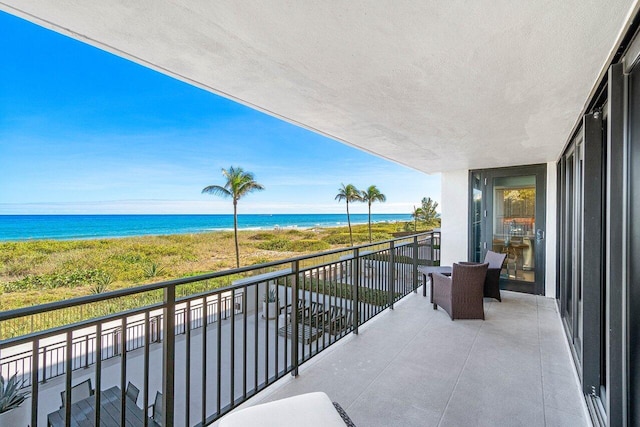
left=0, top=231, right=438, bottom=322
left=1, top=301, right=165, bottom=346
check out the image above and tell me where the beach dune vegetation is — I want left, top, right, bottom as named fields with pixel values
left=0, top=222, right=428, bottom=312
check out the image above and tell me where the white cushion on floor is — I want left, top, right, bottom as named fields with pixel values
left=219, top=392, right=346, bottom=427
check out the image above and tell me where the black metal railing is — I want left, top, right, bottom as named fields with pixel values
left=0, top=231, right=440, bottom=427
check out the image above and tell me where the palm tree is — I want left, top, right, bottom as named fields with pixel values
left=335, top=184, right=361, bottom=246
left=202, top=166, right=265, bottom=268
left=419, top=197, right=440, bottom=227
left=361, top=185, right=386, bottom=242
left=411, top=205, right=424, bottom=231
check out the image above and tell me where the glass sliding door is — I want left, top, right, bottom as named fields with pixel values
left=469, top=164, right=546, bottom=295
left=469, top=172, right=483, bottom=262
left=558, top=135, right=584, bottom=358
left=558, top=110, right=608, bottom=419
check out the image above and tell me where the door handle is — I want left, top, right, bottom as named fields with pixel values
left=536, top=229, right=545, bottom=242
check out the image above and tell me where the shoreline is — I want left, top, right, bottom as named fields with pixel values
left=0, top=217, right=409, bottom=243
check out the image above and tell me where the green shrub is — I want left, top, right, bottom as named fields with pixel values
left=2, top=269, right=109, bottom=293
left=0, top=373, right=30, bottom=413
left=90, top=273, right=113, bottom=294
left=250, top=256, right=273, bottom=265
left=371, top=232, right=391, bottom=241
left=110, top=252, right=146, bottom=264
left=249, top=232, right=276, bottom=241
left=323, top=233, right=352, bottom=245
left=256, top=239, right=292, bottom=251
left=295, top=278, right=398, bottom=307
left=143, top=262, right=165, bottom=278
left=1, top=260, right=32, bottom=277
left=323, top=233, right=372, bottom=244
left=289, top=239, right=330, bottom=252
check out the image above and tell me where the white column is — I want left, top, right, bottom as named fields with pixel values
left=544, top=161, right=557, bottom=298
left=440, top=169, right=469, bottom=266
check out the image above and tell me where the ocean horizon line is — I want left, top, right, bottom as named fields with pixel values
left=0, top=213, right=413, bottom=242
left=0, top=213, right=409, bottom=216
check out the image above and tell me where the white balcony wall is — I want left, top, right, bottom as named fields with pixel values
left=545, top=161, right=557, bottom=298
left=440, top=169, right=469, bottom=266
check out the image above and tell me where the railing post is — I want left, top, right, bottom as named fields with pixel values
left=114, top=328, right=121, bottom=356
left=291, top=260, right=300, bottom=377
left=413, top=236, right=419, bottom=293
left=352, top=248, right=360, bottom=335
left=95, top=323, right=102, bottom=427
left=31, top=340, right=39, bottom=427
left=389, top=241, right=395, bottom=309
left=430, top=232, right=435, bottom=265
left=162, top=285, right=176, bottom=427
left=41, top=345, right=47, bottom=383
left=84, top=334, right=89, bottom=368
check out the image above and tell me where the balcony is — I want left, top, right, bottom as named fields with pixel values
left=239, top=291, right=587, bottom=426
left=0, top=231, right=586, bottom=426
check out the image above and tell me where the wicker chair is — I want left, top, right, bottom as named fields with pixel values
left=482, top=250, right=506, bottom=301
left=460, top=250, right=507, bottom=301
left=432, top=262, right=488, bottom=320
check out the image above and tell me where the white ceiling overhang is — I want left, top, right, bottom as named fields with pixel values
left=1, top=1, right=637, bottom=173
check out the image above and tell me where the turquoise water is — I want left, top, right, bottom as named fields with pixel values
left=0, top=214, right=412, bottom=241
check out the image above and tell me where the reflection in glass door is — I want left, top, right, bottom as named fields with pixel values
left=469, top=164, right=546, bottom=295
left=491, top=176, right=536, bottom=283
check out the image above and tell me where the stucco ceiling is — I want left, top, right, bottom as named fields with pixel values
left=1, top=1, right=637, bottom=173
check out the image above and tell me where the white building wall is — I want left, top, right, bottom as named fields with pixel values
left=440, top=169, right=469, bottom=266
left=441, top=165, right=558, bottom=298
left=545, top=161, right=557, bottom=298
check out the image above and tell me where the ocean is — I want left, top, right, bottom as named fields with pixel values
left=0, top=214, right=412, bottom=242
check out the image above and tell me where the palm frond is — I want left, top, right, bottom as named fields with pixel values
left=202, top=185, right=232, bottom=198
left=335, top=183, right=361, bottom=203
left=362, top=185, right=386, bottom=204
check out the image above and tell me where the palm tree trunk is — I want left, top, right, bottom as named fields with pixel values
left=346, top=201, right=353, bottom=246
left=368, top=202, right=372, bottom=242
left=233, top=200, right=240, bottom=268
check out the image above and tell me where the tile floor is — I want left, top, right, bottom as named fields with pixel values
left=225, top=290, right=590, bottom=427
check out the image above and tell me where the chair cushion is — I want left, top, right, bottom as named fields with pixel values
left=484, top=251, right=507, bottom=269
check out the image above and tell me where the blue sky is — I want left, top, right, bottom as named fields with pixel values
left=0, top=11, right=440, bottom=215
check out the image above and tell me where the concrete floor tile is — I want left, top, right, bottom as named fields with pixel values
left=227, top=292, right=588, bottom=427
left=544, top=404, right=589, bottom=427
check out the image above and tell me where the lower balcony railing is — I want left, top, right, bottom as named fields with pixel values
left=0, top=231, right=440, bottom=427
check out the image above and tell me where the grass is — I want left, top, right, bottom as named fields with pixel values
left=0, top=221, right=432, bottom=312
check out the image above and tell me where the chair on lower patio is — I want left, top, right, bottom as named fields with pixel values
left=323, top=306, right=352, bottom=336
left=432, top=262, right=489, bottom=320
left=60, top=378, right=94, bottom=408
left=126, top=381, right=140, bottom=405
left=148, top=391, right=163, bottom=426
